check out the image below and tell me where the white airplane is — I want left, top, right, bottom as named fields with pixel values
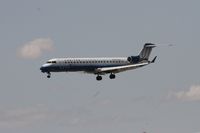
left=40, top=43, right=157, bottom=81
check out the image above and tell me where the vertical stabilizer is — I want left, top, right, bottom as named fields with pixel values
left=139, top=43, right=156, bottom=60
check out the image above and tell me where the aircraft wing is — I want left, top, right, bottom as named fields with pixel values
left=95, top=62, right=149, bottom=74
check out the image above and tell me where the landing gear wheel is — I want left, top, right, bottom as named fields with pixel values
left=96, top=75, right=102, bottom=81
left=47, top=72, right=51, bottom=78
left=109, top=74, right=116, bottom=79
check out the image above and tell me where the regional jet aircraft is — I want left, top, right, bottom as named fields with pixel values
left=40, top=43, right=157, bottom=81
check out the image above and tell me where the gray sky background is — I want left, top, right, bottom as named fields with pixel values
left=0, top=0, right=200, bottom=133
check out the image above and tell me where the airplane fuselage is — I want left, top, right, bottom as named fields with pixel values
left=41, top=57, right=130, bottom=73
left=40, top=43, right=157, bottom=80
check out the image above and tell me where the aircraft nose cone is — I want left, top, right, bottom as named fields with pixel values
left=40, top=66, right=45, bottom=72
left=40, top=64, right=51, bottom=72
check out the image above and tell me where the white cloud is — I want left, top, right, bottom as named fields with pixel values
left=18, top=38, right=54, bottom=59
left=174, top=85, right=200, bottom=101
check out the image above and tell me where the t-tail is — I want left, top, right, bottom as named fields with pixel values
left=139, top=43, right=156, bottom=61
left=127, top=43, right=157, bottom=63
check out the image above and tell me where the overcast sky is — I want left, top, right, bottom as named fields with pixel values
left=0, top=0, right=200, bottom=133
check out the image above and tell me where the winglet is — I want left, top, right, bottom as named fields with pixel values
left=151, top=56, right=157, bottom=63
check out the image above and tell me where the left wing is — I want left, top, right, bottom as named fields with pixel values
left=95, top=62, right=149, bottom=74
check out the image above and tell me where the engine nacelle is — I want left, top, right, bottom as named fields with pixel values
left=127, top=56, right=140, bottom=63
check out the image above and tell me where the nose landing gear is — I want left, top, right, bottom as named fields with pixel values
left=47, top=72, right=51, bottom=78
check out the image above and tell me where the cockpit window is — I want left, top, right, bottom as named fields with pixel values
left=47, top=61, right=56, bottom=64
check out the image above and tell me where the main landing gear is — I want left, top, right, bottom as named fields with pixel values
left=96, top=75, right=102, bottom=81
left=109, top=73, right=116, bottom=79
left=96, top=73, right=116, bottom=81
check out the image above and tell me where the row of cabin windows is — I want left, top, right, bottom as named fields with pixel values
left=64, top=60, right=125, bottom=64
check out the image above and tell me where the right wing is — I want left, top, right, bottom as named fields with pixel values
left=95, top=62, right=149, bottom=74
